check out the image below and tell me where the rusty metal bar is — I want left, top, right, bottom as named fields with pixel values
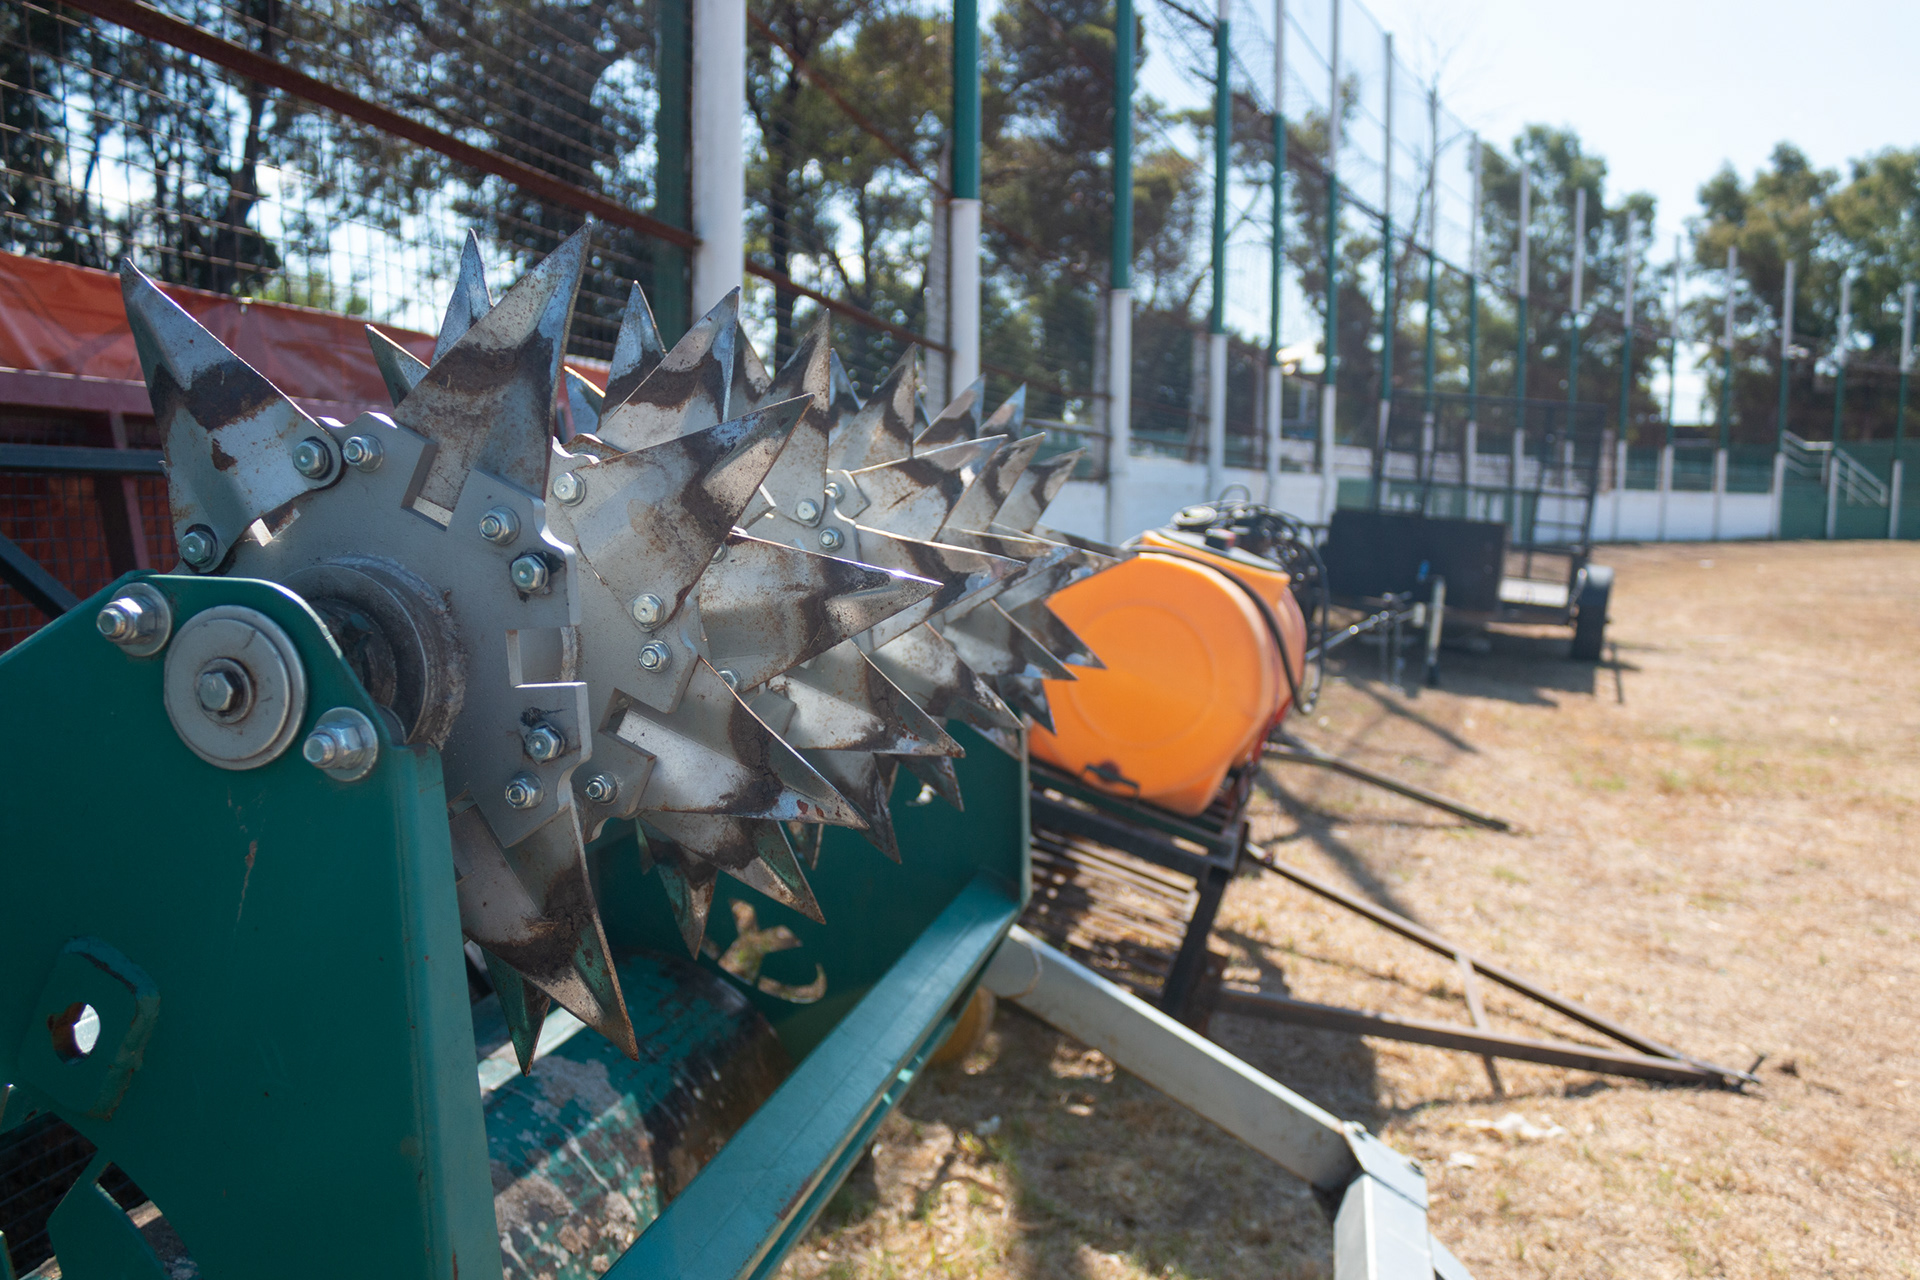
left=1215, top=987, right=1721, bottom=1086
left=1242, top=845, right=1756, bottom=1085
left=61, top=0, right=701, bottom=250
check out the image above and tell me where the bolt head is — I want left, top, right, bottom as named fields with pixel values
left=818, top=527, right=845, bottom=551
left=795, top=497, right=821, bottom=525
left=638, top=641, right=671, bottom=672
left=196, top=668, right=241, bottom=713
left=178, top=527, right=219, bottom=569
left=510, top=554, right=549, bottom=592
left=630, top=592, right=665, bottom=627
left=97, top=599, right=141, bottom=642
left=479, top=507, right=520, bottom=545
left=523, top=723, right=564, bottom=762
left=504, top=773, right=543, bottom=810
left=583, top=773, right=618, bottom=804
left=824, top=480, right=843, bottom=501
left=551, top=471, right=585, bottom=504
left=341, top=434, right=383, bottom=470
left=291, top=436, right=333, bottom=480
left=718, top=668, right=740, bottom=689
left=710, top=543, right=729, bottom=564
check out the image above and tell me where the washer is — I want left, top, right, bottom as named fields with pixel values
left=162, top=605, right=308, bottom=770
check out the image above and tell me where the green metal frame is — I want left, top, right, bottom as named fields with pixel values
left=0, top=574, right=1030, bottom=1279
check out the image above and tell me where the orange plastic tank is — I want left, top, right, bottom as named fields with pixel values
left=1031, top=534, right=1308, bottom=816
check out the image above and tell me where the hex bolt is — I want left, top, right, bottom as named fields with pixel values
left=478, top=507, right=520, bottom=545
left=583, top=773, right=619, bottom=804
left=710, top=544, right=729, bottom=564
left=638, top=641, right=672, bottom=673
left=178, top=527, right=219, bottom=570
left=504, top=773, right=543, bottom=810
left=818, top=527, right=845, bottom=551
left=291, top=436, right=333, bottom=480
left=551, top=471, right=586, bottom=505
left=824, top=480, right=843, bottom=501
left=523, top=722, right=564, bottom=762
left=96, top=598, right=146, bottom=644
left=718, top=668, right=740, bottom=689
left=795, top=497, right=821, bottom=525
left=630, top=592, right=665, bottom=628
left=302, top=717, right=373, bottom=773
left=341, top=435, right=384, bottom=471
left=196, top=667, right=243, bottom=714
left=509, top=554, right=549, bottom=592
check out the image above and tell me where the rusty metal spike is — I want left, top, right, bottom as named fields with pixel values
left=699, top=534, right=938, bottom=693
left=847, top=530, right=1023, bottom=650
left=647, top=813, right=824, bottom=925
left=603, top=281, right=667, bottom=409
left=650, top=849, right=718, bottom=957
left=562, top=367, right=606, bottom=439
left=739, top=319, right=834, bottom=534
left=915, top=376, right=984, bottom=450
left=828, top=347, right=918, bottom=472
left=897, top=753, right=964, bottom=811
left=367, top=325, right=429, bottom=406
left=997, top=672, right=1056, bottom=734
left=393, top=222, right=591, bottom=511
left=433, top=229, right=494, bottom=363
left=1009, top=599, right=1103, bottom=668
left=850, top=435, right=1007, bottom=543
left=449, top=805, right=637, bottom=1059
left=804, top=748, right=900, bottom=862
left=828, top=351, right=862, bottom=416
left=760, top=640, right=960, bottom=756
left=945, top=600, right=1076, bottom=683
left=943, top=432, right=1045, bottom=538
left=119, top=260, right=328, bottom=561
left=995, top=448, right=1084, bottom=534
left=870, top=623, right=1022, bottom=736
left=593, top=289, right=741, bottom=452
left=980, top=385, right=1027, bottom=437
left=479, top=948, right=551, bottom=1076
left=731, top=320, right=772, bottom=413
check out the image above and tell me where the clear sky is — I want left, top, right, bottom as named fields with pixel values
left=1357, top=0, right=1920, bottom=249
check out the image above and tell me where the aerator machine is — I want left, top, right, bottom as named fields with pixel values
left=1, top=229, right=1478, bottom=1280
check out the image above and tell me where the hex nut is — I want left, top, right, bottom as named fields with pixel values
left=583, top=773, right=619, bottom=804
left=291, top=436, right=334, bottom=480
left=162, top=605, right=307, bottom=770
left=178, top=527, right=219, bottom=570
left=95, top=584, right=172, bottom=656
left=510, top=554, right=550, bottom=592
left=638, top=641, right=671, bottom=673
left=551, top=471, right=585, bottom=504
left=479, top=507, right=521, bottom=545
left=302, top=707, right=380, bottom=782
left=718, top=668, right=740, bottom=689
left=341, top=435, right=384, bottom=471
left=504, top=773, right=543, bottom=810
left=818, top=527, right=845, bottom=551
left=795, top=497, right=821, bottom=525
left=629, top=593, right=665, bottom=628
left=195, top=662, right=249, bottom=717
left=824, top=480, right=843, bottom=501
left=523, top=722, right=565, bottom=762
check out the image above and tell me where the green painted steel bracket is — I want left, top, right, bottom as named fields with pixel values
left=0, top=573, right=498, bottom=1280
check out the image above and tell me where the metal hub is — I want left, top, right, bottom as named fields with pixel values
left=161, top=606, right=308, bottom=770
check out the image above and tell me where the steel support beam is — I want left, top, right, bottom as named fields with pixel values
left=0, top=532, right=78, bottom=618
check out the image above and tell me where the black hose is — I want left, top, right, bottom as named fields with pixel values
left=1126, top=542, right=1306, bottom=720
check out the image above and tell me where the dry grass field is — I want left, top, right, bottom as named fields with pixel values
left=776, top=539, right=1920, bottom=1280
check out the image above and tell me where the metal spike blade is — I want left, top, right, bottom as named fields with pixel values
left=480, top=948, right=551, bottom=1075
left=995, top=448, right=1084, bottom=533
left=788, top=820, right=826, bottom=871
left=1009, top=599, right=1103, bottom=668
left=849, top=531, right=1023, bottom=649
left=591, top=289, right=741, bottom=452
left=739, top=318, right=833, bottom=533
left=914, top=376, right=984, bottom=450
left=393, top=223, right=591, bottom=511
left=870, top=623, right=1022, bottom=736
left=564, top=367, right=607, bottom=437
left=805, top=749, right=900, bottom=862
left=607, top=658, right=867, bottom=826
left=649, top=848, right=718, bottom=956
left=1032, top=523, right=1127, bottom=566
left=700, top=534, right=939, bottom=692
left=897, top=753, right=964, bottom=810
left=119, top=263, right=331, bottom=559
left=980, top=385, right=1027, bottom=438
left=828, top=348, right=918, bottom=472
left=603, top=281, right=667, bottom=409
left=449, top=805, right=637, bottom=1059
left=943, top=432, right=1044, bottom=536
left=998, top=672, right=1057, bottom=734
left=850, top=435, right=1007, bottom=543
left=367, top=326, right=429, bottom=405
left=945, top=600, right=1076, bottom=682
left=434, top=230, right=494, bottom=363
left=828, top=351, right=863, bottom=416
left=645, top=813, right=823, bottom=924
left=731, top=319, right=772, bottom=411
left=563, top=397, right=808, bottom=625
left=758, top=640, right=961, bottom=756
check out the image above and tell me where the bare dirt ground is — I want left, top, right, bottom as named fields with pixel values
left=777, top=540, right=1920, bottom=1280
